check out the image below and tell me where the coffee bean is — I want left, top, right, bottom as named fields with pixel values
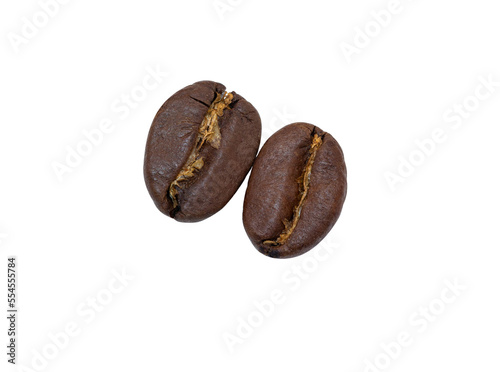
left=144, top=81, right=261, bottom=222
left=243, top=123, right=347, bottom=258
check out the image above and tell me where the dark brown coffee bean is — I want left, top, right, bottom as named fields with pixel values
left=144, top=81, right=261, bottom=222
left=243, top=123, right=347, bottom=258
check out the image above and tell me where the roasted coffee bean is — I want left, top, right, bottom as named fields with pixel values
left=144, top=81, right=261, bottom=222
left=243, top=123, right=347, bottom=258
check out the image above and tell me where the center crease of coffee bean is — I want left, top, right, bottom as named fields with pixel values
left=168, top=91, right=234, bottom=209
left=263, top=133, right=323, bottom=247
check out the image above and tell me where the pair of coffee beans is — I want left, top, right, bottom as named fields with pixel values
left=144, top=81, right=347, bottom=258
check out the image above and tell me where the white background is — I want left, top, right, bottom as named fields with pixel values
left=1, top=0, right=499, bottom=371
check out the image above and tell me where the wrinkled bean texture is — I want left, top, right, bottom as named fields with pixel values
left=243, top=123, right=347, bottom=258
left=144, top=81, right=261, bottom=222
